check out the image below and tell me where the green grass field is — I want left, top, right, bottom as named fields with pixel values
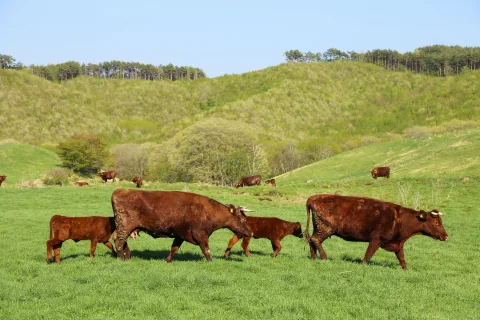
left=1, top=130, right=479, bottom=319
left=0, top=144, right=60, bottom=186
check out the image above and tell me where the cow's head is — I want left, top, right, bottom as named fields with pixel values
left=224, top=204, right=253, bottom=237
left=416, top=209, right=448, bottom=241
left=292, top=222, right=303, bottom=238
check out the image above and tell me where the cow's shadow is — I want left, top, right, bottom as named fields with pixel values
left=129, top=250, right=244, bottom=262
left=226, top=250, right=272, bottom=257
left=339, top=255, right=398, bottom=269
left=56, top=252, right=116, bottom=262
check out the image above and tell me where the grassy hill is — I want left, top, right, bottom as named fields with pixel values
left=0, top=144, right=60, bottom=186
left=1, top=62, right=479, bottom=146
left=277, top=128, right=479, bottom=184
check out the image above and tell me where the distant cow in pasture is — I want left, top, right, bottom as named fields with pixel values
left=111, top=189, right=253, bottom=262
left=98, top=170, right=116, bottom=183
left=304, top=194, right=448, bottom=270
left=46, top=215, right=129, bottom=264
left=75, top=181, right=89, bottom=187
left=224, top=216, right=302, bottom=258
left=0, top=175, right=6, bottom=187
left=132, top=176, right=142, bottom=188
left=234, top=175, right=262, bottom=188
left=264, top=178, right=276, bottom=187
left=371, top=166, right=390, bottom=179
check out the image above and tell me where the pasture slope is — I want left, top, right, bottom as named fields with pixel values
left=0, top=144, right=60, bottom=186
left=0, top=129, right=479, bottom=319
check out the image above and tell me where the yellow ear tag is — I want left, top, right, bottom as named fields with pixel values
left=230, top=208, right=234, bottom=213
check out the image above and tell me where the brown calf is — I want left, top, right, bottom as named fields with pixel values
left=75, top=181, right=89, bottom=187
left=224, top=216, right=303, bottom=257
left=0, top=175, right=6, bottom=187
left=264, top=178, right=276, bottom=187
left=132, top=176, right=142, bottom=188
left=46, top=215, right=122, bottom=264
left=371, top=166, right=390, bottom=179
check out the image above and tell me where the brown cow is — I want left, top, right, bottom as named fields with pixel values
left=132, top=176, right=142, bottom=188
left=305, top=194, right=448, bottom=270
left=46, top=215, right=119, bottom=264
left=224, top=216, right=302, bottom=257
left=98, top=170, right=116, bottom=183
left=264, top=178, right=276, bottom=187
left=234, top=175, right=262, bottom=188
left=0, top=175, right=6, bottom=187
left=371, top=166, right=390, bottom=179
left=75, top=181, right=89, bottom=187
left=111, top=189, right=253, bottom=262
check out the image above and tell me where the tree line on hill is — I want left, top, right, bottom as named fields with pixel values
left=0, top=54, right=206, bottom=82
left=285, top=45, right=480, bottom=76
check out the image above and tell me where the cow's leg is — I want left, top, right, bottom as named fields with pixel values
left=241, top=237, right=252, bottom=257
left=53, top=243, right=63, bottom=264
left=224, top=234, right=241, bottom=257
left=114, top=234, right=129, bottom=261
left=89, top=241, right=98, bottom=260
left=395, top=247, right=407, bottom=270
left=271, top=239, right=282, bottom=257
left=165, top=237, right=184, bottom=263
left=361, top=240, right=381, bottom=265
left=103, top=241, right=116, bottom=257
left=196, top=233, right=212, bottom=262
left=46, top=238, right=61, bottom=263
left=310, top=229, right=333, bottom=260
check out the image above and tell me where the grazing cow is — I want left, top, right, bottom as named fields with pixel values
left=305, top=194, right=448, bottom=270
left=234, top=175, right=262, bottom=188
left=112, top=189, right=253, bottom=262
left=98, top=170, right=116, bottom=183
left=132, top=176, right=142, bottom=188
left=224, top=216, right=302, bottom=257
left=0, top=175, right=6, bottom=187
left=264, top=178, right=276, bottom=187
left=371, top=166, right=390, bottom=179
left=75, top=181, right=89, bottom=187
left=46, top=215, right=120, bottom=264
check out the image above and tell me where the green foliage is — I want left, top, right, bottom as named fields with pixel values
left=57, top=134, right=110, bottom=176
left=43, top=167, right=70, bottom=186
left=161, top=118, right=262, bottom=185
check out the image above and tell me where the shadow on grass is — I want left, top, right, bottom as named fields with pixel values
left=130, top=249, right=245, bottom=262
left=225, top=250, right=272, bottom=258
left=51, top=251, right=116, bottom=262
left=339, top=255, right=398, bottom=269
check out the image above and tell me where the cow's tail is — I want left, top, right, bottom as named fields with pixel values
left=49, top=215, right=59, bottom=240
left=304, top=201, right=312, bottom=243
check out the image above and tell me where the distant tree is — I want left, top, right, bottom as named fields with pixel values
left=57, top=134, right=110, bottom=176
left=285, top=50, right=304, bottom=62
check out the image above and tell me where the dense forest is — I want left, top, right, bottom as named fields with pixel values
left=0, top=54, right=206, bottom=82
left=285, top=45, right=480, bottom=76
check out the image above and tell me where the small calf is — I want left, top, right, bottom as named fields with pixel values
left=75, top=181, right=89, bottom=187
left=224, top=216, right=303, bottom=257
left=46, top=215, right=126, bottom=264
left=264, top=178, right=276, bottom=187
left=132, top=176, right=142, bottom=188
left=0, top=175, right=6, bottom=187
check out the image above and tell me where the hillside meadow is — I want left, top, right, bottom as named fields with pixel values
left=1, top=62, right=479, bottom=147
left=1, top=129, right=478, bottom=319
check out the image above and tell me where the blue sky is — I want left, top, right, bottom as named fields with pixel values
left=1, top=0, right=479, bottom=77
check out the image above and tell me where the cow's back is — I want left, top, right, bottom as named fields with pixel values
left=112, top=189, right=227, bottom=236
left=307, top=194, right=397, bottom=241
left=52, top=216, right=114, bottom=242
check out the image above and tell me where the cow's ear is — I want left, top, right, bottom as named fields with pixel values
left=417, top=211, right=427, bottom=221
